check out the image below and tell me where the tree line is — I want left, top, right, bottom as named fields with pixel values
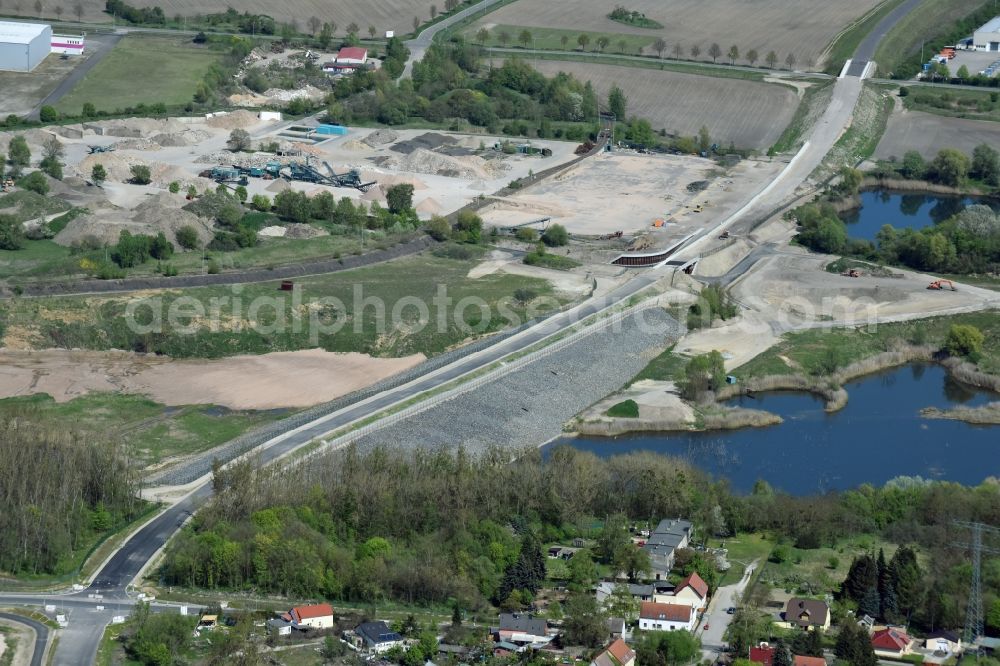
left=161, top=444, right=1000, bottom=636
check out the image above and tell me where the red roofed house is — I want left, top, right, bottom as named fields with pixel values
left=665, top=572, right=709, bottom=609
left=793, top=656, right=827, bottom=666
left=590, top=638, right=636, bottom=666
left=289, top=603, right=335, bottom=629
left=872, top=628, right=913, bottom=658
left=749, top=643, right=775, bottom=665
left=639, top=601, right=695, bottom=632
left=323, top=47, right=369, bottom=73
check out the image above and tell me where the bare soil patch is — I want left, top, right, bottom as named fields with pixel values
left=0, top=348, right=425, bottom=410
left=875, top=109, right=1000, bottom=160
left=476, top=0, right=881, bottom=69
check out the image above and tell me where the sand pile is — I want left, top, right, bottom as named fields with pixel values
left=340, top=139, right=368, bottom=151
left=379, top=173, right=429, bottom=190
left=363, top=128, right=399, bottom=147
left=113, top=138, right=158, bottom=151
left=388, top=148, right=496, bottom=180
left=258, top=225, right=287, bottom=238
left=228, top=92, right=269, bottom=107
left=266, top=179, right=291, bottom=193
left=206, top=110, right=258, bottom=130
left=54, top=196, right=213, bottom=249
left=361, top=185, right=386, bottom=202
left=415, top=197, right=443, bottom=216
left=76, top=153, right=197, bottom=188
left=153, top=129, right=212, bottom=147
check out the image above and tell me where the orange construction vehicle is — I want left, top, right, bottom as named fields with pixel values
left=841, top=268, right=861, bottom=277
left=927, top=279, right=956, bottom=291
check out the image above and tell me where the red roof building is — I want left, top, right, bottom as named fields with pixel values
left=336, top=46, right=368, bottom=64
left=793, top=656, right=826, bottom=666
left=749, top=644, right=775, bottom=666
left=638, top=601, right=694, bottom=631
left=290, top=604, right=335, bottom=629
left=675, top=572, right=709, bottom=599
left=872, top=628, right=913, bottom=655
left=591, top=638, right=636, bottom=666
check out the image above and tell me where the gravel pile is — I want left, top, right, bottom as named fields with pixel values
left=363, top=128, right=399, bottom=147
left=351, top=308, right=680, bottom=454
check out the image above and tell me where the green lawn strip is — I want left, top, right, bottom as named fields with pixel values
left=628, top=345, right=686, bottom=384
left=770, top=79, right=836, bottom=154
left=469, top=24, right=654, bottom=54
left=0, top=393, right=287, bottom=468
left=705, top=534, right=774, bottom=586
left=54, top=35, right=225, bottom=113
left=821, top=0, right=910, bottom=75
left=493, top=49, right=769, bottom=82
left=735, top=311, right=1000, bottom=379
left=902, top=84, right=1000, bottom=122
left=606, top=399, right=638, bottom=417
left=0, top=254, right=567, bottom=359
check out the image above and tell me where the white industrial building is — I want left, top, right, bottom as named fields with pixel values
left=0, top=21, right=52, bottom=72
left=973, top=17, right=1000, bottom=52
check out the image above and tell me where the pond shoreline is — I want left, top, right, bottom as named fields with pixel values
left=575, top=349, right=1000, bottom=438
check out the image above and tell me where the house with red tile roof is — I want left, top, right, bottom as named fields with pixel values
left=793, top=655, right=826, bottom=666
left=749, top=643, right=775, bottom=665
left=289, top=603, right=334, bottom=629
left=590, top=638, right=636, bottom=666
left=872, top=628, right=913, bottom=658
left=639, top=601, right=695, bottom=632
left=668, top=572, right=709, bottom=609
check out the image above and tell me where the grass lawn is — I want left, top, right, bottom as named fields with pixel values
left=0, top=252, right=570, bottom=358
left=468, top=24, right=654, bottom=54
left=706, top=533, right=774, bottom=586
left=500, top=50, right=768, bottom=82
left=54, top=35, right=224, bottom=113
left=758, top=534, right=900, bottom=596
left=629, top=346, right=687, bottom=384
left=734, top=310, right=1000, bottom=378
left=903, top=85, right=1000, bottom=122
left=0, top=393, right=287, bottom=469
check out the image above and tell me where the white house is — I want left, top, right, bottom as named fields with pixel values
left=356, top=621, right=403, bottom=653
left=287, top=603, right=334, bottom=630
left=653, top=572, right=708, bottom=609
left=639, top=601, right=695, bottom=632
left=974, top=17, right=1000, bottom=51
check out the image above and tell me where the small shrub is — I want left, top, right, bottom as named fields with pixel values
left=18, top=171, right=49, bottom=195
left=130, top=164, right=152, bottom=185
left=945, top=324, right=984, bottom=359
left=168, top=181, right=180, bottom=194
left=606, top=399, right=639, bottom=418
left=515, top=227, right=538, bottom=242
left=206, top=259, right=221, bottom=274
left=39, top=106, right=58, bottom=122
left=541, top=224, right=569, bottom=247
left=513, top=287, right=537, bottom=304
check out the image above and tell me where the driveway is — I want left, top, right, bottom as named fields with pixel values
left=402, top=0, right=505, bottom=78
left=28, top=32, right=122, bottom=120
left=697, top=559, right=760, bottom=662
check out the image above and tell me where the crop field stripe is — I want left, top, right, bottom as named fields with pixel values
left=497, top=50, right=769, bottom=81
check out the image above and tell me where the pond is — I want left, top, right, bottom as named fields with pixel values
left=545, top=364, right=999, bottom=495
left=839, top=190, right=1000, bottom=241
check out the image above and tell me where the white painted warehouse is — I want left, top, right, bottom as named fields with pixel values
left=974, top=17, right=1000, bottom=52
left=0, top=21, right=52, bottom=72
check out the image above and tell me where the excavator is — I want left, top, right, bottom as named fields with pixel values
left=841, top=268, right=861, bottom=277
left=927, top=279, right=957, bottom=291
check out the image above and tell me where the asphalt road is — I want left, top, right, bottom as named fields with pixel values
left=402, top=0, right=505, bottom=77
left=0, top=612, right=49, bottom=666
left=852, top=0, right=929, bottom=66
left=28, top=33, right=122, bottom=120
left=697, top=561, right=759, bottom=662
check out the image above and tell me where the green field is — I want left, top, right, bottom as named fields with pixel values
left=0, top=393, right=286, bottom=468
left=54, top=35, right=223, bottom=113
left=873, top=0, right=985, bottom=77
left=468, top=24, right=654, bottom=54
left=903, top=85, right=1000, bottom=122
left=0, top=252, right=569, bottom=359
left=758, top=534, right=901, bottom=596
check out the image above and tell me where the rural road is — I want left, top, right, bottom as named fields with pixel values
left=0, top=612, right=49, bottom=666
left=27, top=33, right=121, bottom=120
left=402, top=0, right=505, bottom=77
left=697, top=560, right=759, bottom=662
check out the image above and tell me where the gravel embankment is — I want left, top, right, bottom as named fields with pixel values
left=351, top=308, right=681, bottom=453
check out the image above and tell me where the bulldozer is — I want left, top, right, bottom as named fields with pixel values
left=927, top=279, right=956, bottom=291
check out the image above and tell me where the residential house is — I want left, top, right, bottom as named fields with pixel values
left=923, top=630, right=962, bottom=654
left=642, top=519, right=692, bottom=579
left=655, top=572, right=708, bottom=609
left=793, top=656, right=826, bottom=666
left=638, top=601, right=695, bottom=632
left=266, top=618, right=292, bottom=636
left=497, top=613, right=551, bottom=645
left=782, top=598, right=830, bottom=631
left=749, top=642, right=775, bottom=665
left=591, top=638, right=636, bottom=666
left=288, top=603, right=334, bottom=630
left=324, top=46, right=368, bottom=73
left=871, top=628, right=914, bottom=658
left=356, top=621, right=403, bottom=653
left=596, top=582, right=654, bottom=605
left=606, top=617, right=625, bottom=640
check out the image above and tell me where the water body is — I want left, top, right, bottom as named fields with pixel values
left=547, top=365, right=999, bottom=495
left=840, top=191, right=1000, bottom=241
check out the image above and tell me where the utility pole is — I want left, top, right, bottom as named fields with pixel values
left=953, top=520, right=1000, bottom=657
